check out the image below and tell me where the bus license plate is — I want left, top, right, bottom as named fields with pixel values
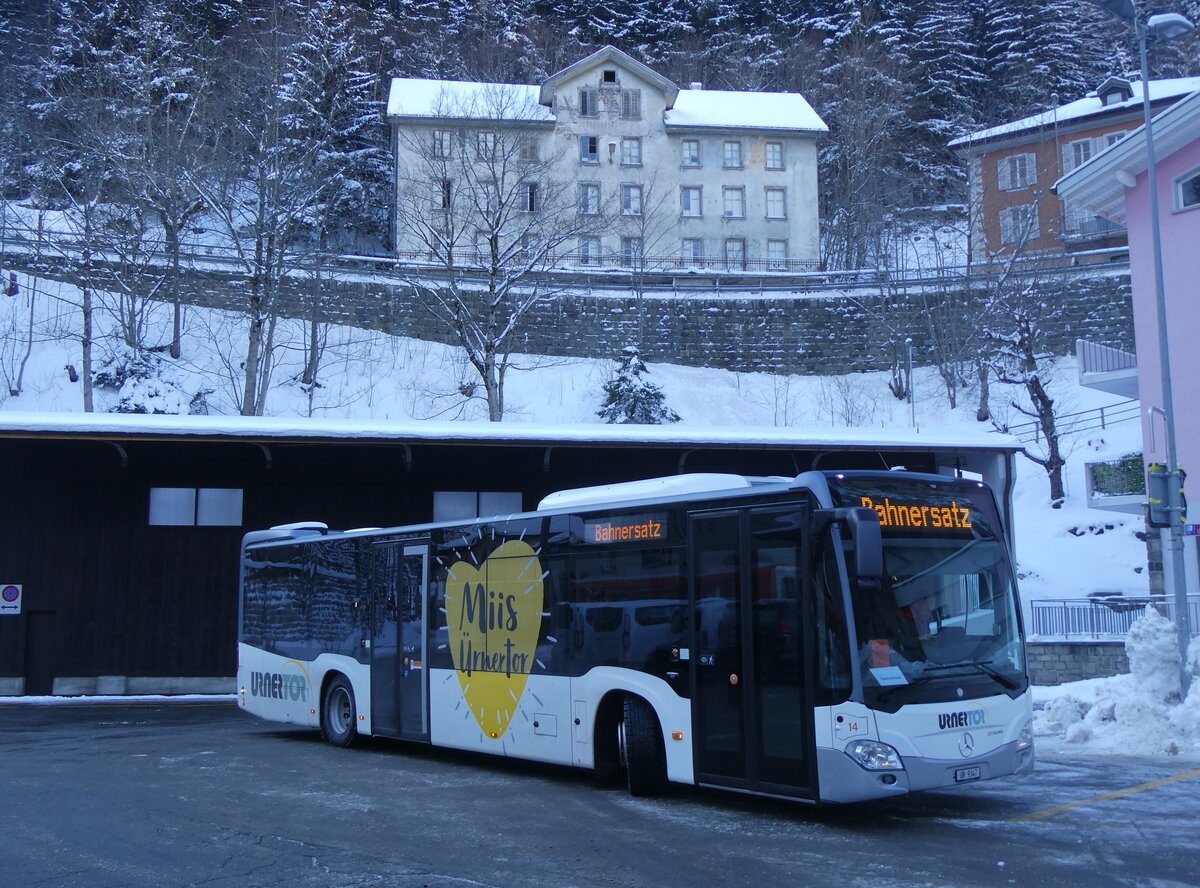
left=954, top=766, right=981, bottom=783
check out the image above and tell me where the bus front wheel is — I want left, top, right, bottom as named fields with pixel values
left=322, top=675, right=357, bottom=748
left=621, top=696, right=667, bottom=797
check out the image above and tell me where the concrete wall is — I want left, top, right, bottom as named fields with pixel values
left=1026, top=641, right=1130, bottom=686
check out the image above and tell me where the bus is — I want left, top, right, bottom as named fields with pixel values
left=236, top=469, right=1033, bottom=804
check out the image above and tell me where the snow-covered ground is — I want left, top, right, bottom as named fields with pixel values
left=0, top=270, right=1193, bottom=758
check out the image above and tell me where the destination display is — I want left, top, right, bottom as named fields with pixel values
left=583, top=512, right=668, bottom=544
left=858, top=496, right=973, bottom=531
left=826, top=473, right=998, bottom=540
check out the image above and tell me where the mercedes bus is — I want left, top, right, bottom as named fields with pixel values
left=237, top=469, right=1033, bottom=803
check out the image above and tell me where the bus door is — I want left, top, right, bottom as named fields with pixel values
left=689, top=504, right=816, bottom=798
left=369, top=541, right=430, bottom=741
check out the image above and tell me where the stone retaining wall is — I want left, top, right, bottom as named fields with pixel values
left=1026, top=641, right=1130, bottom=686
left=174, top=268, right=1134, bottom=376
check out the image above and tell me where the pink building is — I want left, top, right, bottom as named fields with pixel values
left=1055, top=90, right=1200, bottom=600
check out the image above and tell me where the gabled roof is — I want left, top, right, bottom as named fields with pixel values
left=385, top=47, right=826, bottom=134
left=950, top=77, right=1200, bottom=150
left=538, top=45, right=679, bottom=108
left=1054, top=89, right=1200, bottom=224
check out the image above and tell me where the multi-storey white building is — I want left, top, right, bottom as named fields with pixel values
left=386, top=46, right=826, bottom=272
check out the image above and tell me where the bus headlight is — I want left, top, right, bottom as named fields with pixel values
left=845, top=739, right=904, bottom=771
left=1016, top=719, right=1033, bottom=752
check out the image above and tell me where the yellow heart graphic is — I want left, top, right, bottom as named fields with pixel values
left=445, top=539, right=544, bottom=739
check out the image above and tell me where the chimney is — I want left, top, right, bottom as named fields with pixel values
left=689, top=81, right=702, bottom=90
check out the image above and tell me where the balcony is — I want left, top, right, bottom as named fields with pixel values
left=1076, top=339, right=1138, bottom=399
left=1062, top=216, right=1127, bottom=244
left=1085, top=451, right=1145, bottom=514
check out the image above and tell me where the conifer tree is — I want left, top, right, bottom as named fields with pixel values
left=597, top=346, right=681, bottom=425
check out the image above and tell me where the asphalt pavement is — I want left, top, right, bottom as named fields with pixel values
left=2, top=701, right=1198, bottom=888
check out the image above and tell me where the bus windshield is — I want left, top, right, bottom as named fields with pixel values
left=829, top=474, right=1027, bottom=710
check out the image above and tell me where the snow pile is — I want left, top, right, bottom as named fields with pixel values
left=1034, top=609, right=1200, bottom=757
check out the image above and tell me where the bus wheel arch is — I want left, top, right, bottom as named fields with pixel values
left=618, top=694, right=668, bottom=797
left=320, top=672, right=357, bottom=748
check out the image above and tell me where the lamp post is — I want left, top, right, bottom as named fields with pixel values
left=1086, top=0, right=1195, bottom=694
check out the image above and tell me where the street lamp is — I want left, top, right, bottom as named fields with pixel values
left=1085, top=0, right=1195, bottom=695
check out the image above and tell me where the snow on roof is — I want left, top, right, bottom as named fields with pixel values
left=386, top=77, right=826, bottom=133
left=0, top=411, right=1020, bottom=452
left=386, top=79, right=552, bottom=122
left=950, top=77, right=1200, bottom=149
left=665, top=88, right=826, bottom=133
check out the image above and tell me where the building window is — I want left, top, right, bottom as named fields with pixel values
left=437, top=179, right=451, bottom=209
left=521, top=182, right=538, bottom=212
left=999, top=203, right=1040, bottom=245
left=681, top=186, right=702, bottom=217
left=681, top=139, right=700, bottom=167
left=149, top=487, right=243, bottom=527
left=579, top=236, right=601, bottom=266
left=579, top=87, right=599, bottom=117
left=621, top=184, right=642, bottom=216
left=433, top=129, right=452, bottom=158
left=602, top=69, right=618, bottom=84
left=579, top=182, right=600, bottom=215
left=1177, top=166, right=1200, bottom=211
left=722, top=186, right=745, bottom=218
left=518, top=138, right=538, bottom=161
left=767, top=239, right=788, bottom=269
left=434, top=491, right=522, bottom=522
left=620, top=89, right=641, bottom=120
left=1065, top=139, right=1093, bottom=173
left=580, top=135, right=599, bottom=164
left=997, top=152, right=1035, bottom=190
left=620, top=137, right=642, bottom=166
left=723, top=140, right=743, bottom=169
left=620, top=237, right=643, bottom=265
left=681, top=238, right=703, bottom=265
left=723, top=238, right=746, bottom=269
left=765, top=141, right=784, bottom=170
left=476, top=131, right=495, bottom=159
left=765, top=187, right=786, bottom=219
left=1105, top=130, right=1127, bottom=147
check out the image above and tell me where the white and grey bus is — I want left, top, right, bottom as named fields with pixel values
left=237, top=470, right=1033, bottom=803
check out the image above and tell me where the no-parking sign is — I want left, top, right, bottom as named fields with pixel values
left=0, top=584, right=21, bottom=615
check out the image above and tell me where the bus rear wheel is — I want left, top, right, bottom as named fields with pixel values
left=322, top=675, right=357, bottom=748
left=621, top=696, right=667, bottom=797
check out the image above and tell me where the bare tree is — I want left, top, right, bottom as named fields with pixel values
left=394, top=85, right=598, bottom=420
left=186, top=1, right=336, bottom=416
left=617, top=170, right=674, bottom=349
left=980, top=213, right=1069, bottom=504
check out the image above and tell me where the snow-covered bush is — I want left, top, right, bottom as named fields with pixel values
left=93, top=348, right=191, bottom=415
left=597, top=346, right=680, bottom=425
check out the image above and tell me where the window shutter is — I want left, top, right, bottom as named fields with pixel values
left=1022, top=153, right=1037, bottom=187
left=998, top=157, right=1012, bottom=191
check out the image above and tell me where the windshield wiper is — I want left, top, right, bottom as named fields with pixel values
left=875, top=660, right=1019, bottom=702
left=922, top=660, right=1020, bottom=690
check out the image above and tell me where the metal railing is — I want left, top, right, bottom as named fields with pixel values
left=1029, top=595, right=1200, bottom=640
left=1062, top=217, right=1127, bottom=241
left=992, top=398, right=1140, bottom=445
left=1077, top=338, right=1137, bottom=374
left=0, top=210, right=1132, bottom=296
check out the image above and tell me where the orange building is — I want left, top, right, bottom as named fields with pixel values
left=951, top=76, right=1200, bottom=265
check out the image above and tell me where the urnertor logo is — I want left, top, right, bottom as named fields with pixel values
left=938, top=703, right=987, bottom=731
left=249, top=660, right=312, bottom=702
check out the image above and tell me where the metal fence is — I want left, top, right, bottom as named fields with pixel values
left=1029, top=595, right=1200, bottom=640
